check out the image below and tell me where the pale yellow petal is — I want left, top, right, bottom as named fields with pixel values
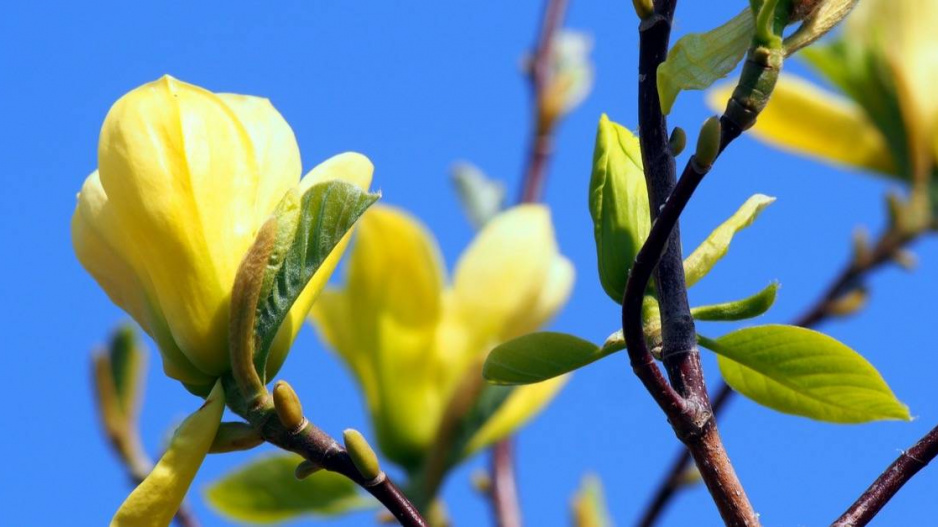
left=73, top=172, right=213, bottom=386
left=216, top=93, right=301, bottom=222
left=111, top=381, right=224, bottom=527
left=452, top=205, right=556, bottom=344
left=298, top=151, right=374, bottom=193
left=501, top=255, right=575, bottom=341
left=98, top=75, right=261, bottom=375
left=462, top=375, right=568, bottom=457
left=708, top=77, right=895, bottom=174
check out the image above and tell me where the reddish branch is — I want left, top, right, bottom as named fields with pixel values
left=638, top=222, right=925, bottom=527
left=831, top=424, right=938, bottom=526
left=623, top=0, right=759, bottom=525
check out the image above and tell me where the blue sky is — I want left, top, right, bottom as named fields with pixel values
left=2, top=1, right=937, bottom=526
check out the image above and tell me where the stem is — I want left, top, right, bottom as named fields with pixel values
left=625, top=1, right=757, bottom=525
left=491, top=439, right=523, bottom=527
left=518, top=0, right=569, bottom=204
left=223, top=378, right=427, bottom=527
left=491, top=0, right=571, bottom=523
left=831, top=424, right=938, bottom=526
left=636, top=224, right=926, bottom=526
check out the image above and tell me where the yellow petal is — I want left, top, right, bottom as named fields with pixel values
left=264, top=154, right=376, bottom=379
left=98, top=75, right=263, bottom=375
left=216, top=93, right=302, bottom=223
left=73, top=172, right=213, bottom=386
left=111, top=381, right=225, bottom=527
left=452, top=205, right=557, bottom=344
left=708, top=76, right=895, bottom=175
left=501, top=255, right=575, bottom=341
left=309, top=205, right=446, bottom=467
left=462, top=375, right=568, bottom=457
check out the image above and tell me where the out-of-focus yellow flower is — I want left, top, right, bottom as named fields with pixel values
left=73, top=75, right=373, bottom=395
left=709, top=0, right=938, bottom=188
left=311, top=204, right=573, bottom=470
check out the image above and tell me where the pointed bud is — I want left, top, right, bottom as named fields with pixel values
left=632, top=0, right=654, bottom=19
left=694, top=117, right=722, bottom=170
left=827, top=287, right=868, bottom=317
left=471, top=469, right=493, bottom=494
left=852, top=227, right=872, bottom=267
left=669, top=127, right=687, bottom=156
left=343, top=428, right=382, bottom=482
left=295, top=459, right=323, bottom=480
left=894, top=249, right=917, bottom=271
left=273, top=380, right=306, bottom=432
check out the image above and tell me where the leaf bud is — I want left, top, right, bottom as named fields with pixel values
left=294, top=459, right=323, bottom=480
left=694, top=116, right=722, bottom=169
left=344, top=429, right=382, bottom=482
left=669, top=127, right=687, bottom=156
left=273, top=380, right=306, bottom=432
left=632, top=0, right=654, bottom=20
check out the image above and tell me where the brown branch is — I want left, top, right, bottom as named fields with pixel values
left=637, top=221, right=926, bottom=526
left=623, top=1, right=760, bottom=525
left=491, top=439, right=523, bottom=527
left=490, top=1, right=572, bottom=524
left=223, top=377, right=427, bottom=527
left=518, top=0, right=569, bottom=204
left=831, top=424, right=938, bottom=526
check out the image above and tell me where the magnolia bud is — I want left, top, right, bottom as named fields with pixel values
left=344, top=429, right=382, bottom=482
left=694, top=116, right=722, bottom=169
left=273, top=381, right=306, bottom=432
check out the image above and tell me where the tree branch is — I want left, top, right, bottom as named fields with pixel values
left=624, top=1, right=757, bottom=525
left=636, top=220, right=927, bottom=526
left=831, top=423, right=938, bottom=526
left=491, top=438, right=524, bottom=527
left=518, top=0, right=569, bottom=204
left=223, top=378, right=427, bottom=527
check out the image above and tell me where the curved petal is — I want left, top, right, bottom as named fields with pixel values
left=216, top=93, right=302, bottom=223
left=111, top=381, right=225, bottom=527
left=264, top=153, right=377, bottom=378
left=462, top=375, right=568, bottom=457
left=98, top=75, right=261, bottom=375
left=73, top=172, right=212, bottom=386
left=501, top=255, right=575, bottom=341
left=452, top=205, right=557, bottom=345
left=708, top=77, right=895, bottom=175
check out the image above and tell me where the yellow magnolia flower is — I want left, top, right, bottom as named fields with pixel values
left=709, top=0, right=938, bottom=189
left=73, top=75, right=373, bottom=395
left=311, top=204, right=573, bottom=471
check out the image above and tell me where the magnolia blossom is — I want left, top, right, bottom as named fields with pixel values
left=72, top=75, right=372, bottom=394
left=311, top=204, right=573, bottom=470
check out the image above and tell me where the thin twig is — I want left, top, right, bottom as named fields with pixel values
left=831, top=424, right=938, bottom=526
left=624, top=1, right=758, bottom=525
left=518, top=0, right=569, bottom=204
left=491, top=1, right=571, bottom=524
left=223, top=378, right=427, bottom=527
left=492, top=439, right=524, bottom=527
left=637, top=224, right=925, bottom=527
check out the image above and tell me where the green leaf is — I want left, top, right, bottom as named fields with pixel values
left=658, top=9, right=755, bottom=115
left=451, top=161, right=506, bottom=229
left=253, top=181, right=380, bottom=381
left=205, top=454, right=368, bottom=523
left=589, top=114, right=650, bottom=304
left=684, top=194, right=775, bottom=287
left=483, top=332, right=609, bottom=385
left=691, top=281, right=778, bottom=321
left=699, top=325, right=910, bottom=423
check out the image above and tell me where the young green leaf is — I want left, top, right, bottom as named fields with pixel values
left=699, top=325, right=910, bottom=423
left=205, top=454, right=368, bottom=523
left=483, top=332, right=608, bottom=385
left=657, top=9, right=755, bottom=115
left=253, top=181, right=380, bottom=381
left=691, top=281, right=778, bottom=321
left=451, top=161, right=506, bottom=229
left=589, top=115, right=650, bottom=304
left=684, top=194, right=775, bottom=287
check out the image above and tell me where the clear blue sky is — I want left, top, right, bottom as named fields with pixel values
left=2, top=1, right=937, bottom=526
